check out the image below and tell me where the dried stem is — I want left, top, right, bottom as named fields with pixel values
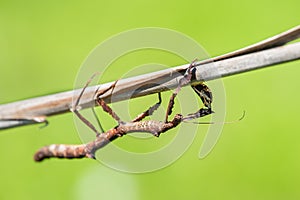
left=1, top=25, right=300, bottom=130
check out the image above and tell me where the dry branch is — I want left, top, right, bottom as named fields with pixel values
left=1, top=25, right=300, bottom=130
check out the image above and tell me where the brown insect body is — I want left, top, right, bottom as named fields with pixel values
left=34, top=114, right=184, bottom=162
left=34, top=61, right=213, bottom=162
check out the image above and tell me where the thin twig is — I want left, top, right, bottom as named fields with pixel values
left=1, top=25, right=300, bottom=130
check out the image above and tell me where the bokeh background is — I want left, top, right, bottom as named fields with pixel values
left=0, top=1, right=300, bottom=200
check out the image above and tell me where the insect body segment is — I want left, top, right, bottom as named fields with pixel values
left=34, top=60, right=213, bottom=162
left=34, top=144, right=88, bottom=161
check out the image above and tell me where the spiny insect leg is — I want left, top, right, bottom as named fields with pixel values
left=131, top=93, right=162, bottom=122
left=183, top=108, right=214, bottom=121
left=184, top=82, right=213, bottom=121
left=191, top=82, right=213, bottom=109
left=165, top=60, right=197, bottom=122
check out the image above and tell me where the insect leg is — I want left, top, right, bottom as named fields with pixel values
left=183, top=82, right=214, bottom=121
left=131, top=93, right=162, bottom=122
left=95, top=80, right=124, bottom=124
left=71, top=73, right=102, bottom=136
left=91, top=107, right=105, bottom=133
left=165, top=59, right=197, bottom=122
left=191, top=82, right=213, bottom=109
left=183, top=108, right=214, bottom=121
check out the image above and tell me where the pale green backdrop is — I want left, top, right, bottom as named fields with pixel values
left=0, top=1, right=300, bottom=200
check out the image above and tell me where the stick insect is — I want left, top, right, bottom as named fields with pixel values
left=34, top=61, right=213, bottom=162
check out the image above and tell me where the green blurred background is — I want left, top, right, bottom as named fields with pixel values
left=1, top=0, right=300, bottom=200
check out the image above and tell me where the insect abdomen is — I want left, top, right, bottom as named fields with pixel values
left=34, top=144, right=87, bottom=162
